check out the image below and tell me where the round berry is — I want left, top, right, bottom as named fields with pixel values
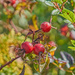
left=40, top=22, right=51, bottom=32
left=33, top=44, right=45, bottom=55
left=61, top=31, right=66, bottom=36
left=49, top=41, right=56, bottom=47
left=60, top=24, right=69, bottom=36
left=21, top=41, right=33, bottom=53
left=11, top=0, right=16, bottom=5
left=60, top=25, right=69, bottom=32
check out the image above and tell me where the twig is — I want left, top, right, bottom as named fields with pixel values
left=53, top=2, right=62, bottom=12
left=39, top=52, right=42, bottom=72
left=50, top=16, right=52, bottom=24
left=25, top=28, right=41, bottom=40
left=32, top=31, right=35, bottom=41
left=61, top=0, right=68, bottom=11
left=10, top=20, right=18, bottom=33
left=51, top=26, right=57, bottom=30
left=0, top=55, right=23, bottom=70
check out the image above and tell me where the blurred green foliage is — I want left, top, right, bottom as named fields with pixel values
left=0, top=29, right=32, bottom=75
left=0, top=0, right=75, bottom=75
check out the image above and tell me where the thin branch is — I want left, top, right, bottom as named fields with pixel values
left=50, top=16, right=52, bottom=24
left=51, top=26, right=57, bottom=30
left=10, top=20, right=18, bottom=33
left=0, top=55, right=23, bottom=70
left=25, top=28, right=41, bottom=40
left=61, top=0, right=68, bottom=11
left=53, top=2, right=62, bottom=12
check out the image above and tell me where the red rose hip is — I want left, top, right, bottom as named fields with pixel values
left=49, top=41, right=56, bottom=47
left=40, top=22, right=51, bottom=32
left=33, top=44, right=45, bottom=55
left=21, top=41, right=33, bottom=53
left=11, top=0, right=16, bottom=5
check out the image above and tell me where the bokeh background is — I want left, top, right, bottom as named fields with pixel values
left=0, top=0, right=75, bottom=75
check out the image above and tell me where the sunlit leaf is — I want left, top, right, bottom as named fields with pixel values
left=33, top=60, right=39, bottom=72
left=50, top=50, right=56, bottom=57
left=32, top=15, right=38, bottom=30
left=19, top=15, right=28, bottom=28
left=52, top=0, right=63, bottom=4
left=62, top=0, right=67, bottom=2
left=38, top=0, right=45, bottom=2
left=41, top=58, right=50, bottom=74
left=68, top=46, right=75, bottom=51
left=60, top=8, right=75, bottom=23
left=64, top=20, right=71, bottom=24
left=52, top=9, right=60, bottom=15
left=49, top=47, right=57, bottom=56
left=16, top=2, right=26, bottom=10
left=46, top=54, right=48, bottom=62
left=60, top=13, right=73, bottom=23
left=40, top=63, right=46, bottom=72
left=69, top=66, right=75, bottom=70
left=71, top=40, right=75, bottom=46
left=45, top=1, right=54, bottom=6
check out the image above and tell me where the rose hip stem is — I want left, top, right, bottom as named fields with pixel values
left=25, top=28, right=41, bottom=41
left=0, top=55, right=23, bottom=70
left=39, top=52, right=42, bottom=72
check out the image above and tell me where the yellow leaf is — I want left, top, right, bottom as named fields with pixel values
left=32, top=15, right=38, bottom=30
left=16, top=2, right=26, bottom=10
left=29, top=25, right=36, bottom=31
left=50, top=47, right=57, bottom=57
left=69, top=66, right=75, bottom=70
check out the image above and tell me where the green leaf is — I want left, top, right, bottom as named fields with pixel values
left=46, top=54, right=48, bottom=62
left=68, top=24, right=74, bottom=29
left=71, top=40, right=75, bottom=46
left=24, top=10, right=32, bottom=19
left=52, top=9, right=60, bottom=15
left=40, top=64, right=46, bottom=72
left=64, top=20, right=71, bottom=24
left=45, top=1, right=54, bottom=6
left=50, top=46, right=57, bottom=51
left=60, top=13, right=73, bottom=23
left=68, top=46, right=75, bottom=51
left=37, top=0, right=45, bottom=2
left=51, top=0, right=63, bottom=4
left=62, top=0, right=67, bottom=2
left=60, top=8, right=75, bottom=23
left=59, top=70, right=66, bottom=75
left=19, top=14, right=28, bottom=28
left=0, top=13, right=8, bottom=22
left=64, top=20, right=74, bottom=28
left=33, top=60, right=40, bottom=72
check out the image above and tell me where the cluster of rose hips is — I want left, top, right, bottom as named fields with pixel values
left=60, top=24, right=75, bottom=40
left=21, top=22, right=52, bottom=55
left=21, top=42, right=45, bottom=55
left=60, top=24, right=69, bottom=36
left=0, top=21, right=56, bottom=71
